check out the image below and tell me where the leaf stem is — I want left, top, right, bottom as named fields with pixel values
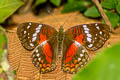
left=92, top=0, right=114, bottom=32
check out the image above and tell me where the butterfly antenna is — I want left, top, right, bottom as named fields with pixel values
left=46, top=8, right=61, bottom=27
left=62, top=12, right=75, bottom=27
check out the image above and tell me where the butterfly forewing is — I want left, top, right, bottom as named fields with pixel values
left=17, top=22, right=57, bottom=50
left=64, top=23, right=110, bottom=51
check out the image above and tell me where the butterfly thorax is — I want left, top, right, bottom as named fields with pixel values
left=57, top=26, right=64, bottom=59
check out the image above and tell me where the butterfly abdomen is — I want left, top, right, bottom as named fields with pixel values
left=57, top=26, right=64, bottom=58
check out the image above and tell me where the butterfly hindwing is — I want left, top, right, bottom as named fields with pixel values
left=32, top=39, right=57, bottom=73
left=17, top=22, right=57, bottom=51
left=62, top=39, right=89, bottom=73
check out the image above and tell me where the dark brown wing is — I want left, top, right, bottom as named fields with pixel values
left=61, top=23, right=110, bottom=73
left=17, top=22, right=57, bottom=51
left=17, top=22, right=57, bottom=73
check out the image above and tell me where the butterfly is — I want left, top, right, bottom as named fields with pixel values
left=17, top=22, right=110, bottom=74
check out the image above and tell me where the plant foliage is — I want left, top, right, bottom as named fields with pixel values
left=0, top=0, right=23, bottom=23
left=62, top=0, right=120, bottom=28
left=73, top=43, right=120, bottom=80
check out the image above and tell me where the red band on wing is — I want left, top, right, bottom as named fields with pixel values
left=43, top=43, right=52, bottom=63
left=73, top=28, right=76, bottom=34
left=39, top=34, right=52, bottom=63
left=39, top=34, right=47, bottom=43
left=65, top=43, right=78, bottom=63
left=48, top=28, right=50, bottom=35
left=75, top=34, right=83, bottom=44
left=42, top=28, right=46, bottom=33
left=79, top=28, right=81, bottom=34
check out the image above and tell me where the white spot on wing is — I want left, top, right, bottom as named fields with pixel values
left=82, top=50, right=85, bottom=53
left=40, top=40, right=47, bottom=46
left=95, top=23, right=98, bottom=26
left=78, top=58, right=81, bottom=61
left=32, top=37, right=37, bottom=42
left=38, top=58, right=41, bottom=61
left=83, top=24, right=87, bottom=28
left=24, top=31, right=26, bottom=34
left=100, top=31, right=102, bottom=35
left=84, top=27, right=89, bottom=31
left=30, top=43, right=34, bottom=47
left=96, top=34, right=98, bottom=36
left=74, top=41, right=81, bottom=46
left=28, top=33, right=30, bottom=35
left=27, top=25, right=30, bottom=29
left=36, top=53, right=40, bottom=57
left=36, top=49, right=38, bottom=53
left=87, top=34, right=92, bottom=37
left=88, top=44, right=93, bottom=47
left=36, top=29, right=40, bottom=33
left=36, top=24, right=42, bottom=30
left=87, top=37, right=92, bottom=42
left=95, top=37, right=97, bottom=39
left=85, top=31, right=89, bottom=33
left=80, top=54, right=84, bottom=57
left=96, top=26, right=100, bottom=30
left=33, top=33, right=37, bottom=37
left=29, top=22, right=32, bottom=25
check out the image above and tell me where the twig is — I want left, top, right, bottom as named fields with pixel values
left=92, top=0, right=114, bottom=32
left=19, top=0, right=33, bottom=13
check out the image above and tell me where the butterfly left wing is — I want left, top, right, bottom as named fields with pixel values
left=17, top=22, right=58, bottom=73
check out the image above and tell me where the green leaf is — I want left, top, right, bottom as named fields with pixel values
left=34, top=0, right=47, bottom=7
left=116, top=4, right=120, bottom=15
left=84, top=6, right=100, bottom=18
left=0, top=0, right=24, bottom=23
left=117, top=0, right=120, bottom=3
left=62, top=1, right=92, bottom=13
left=101, top=0, right=116, bottom=9
left=73, top=43, right=120, bottom=80
left=67, top=0, right=74, bottom=3
left=0, top=26, right=7, bottom=60
left=0, top=67, right=3, bottom=74
left=50, top=0, right=61, bottom=7
left=13, top=70, right=16, bottom=75
left=0, top=78, right=3, bottom=80
left=104, top=11, right=120, bottom=28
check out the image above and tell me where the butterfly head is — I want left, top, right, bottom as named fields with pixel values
left=59, top=26, right=64, bottom=33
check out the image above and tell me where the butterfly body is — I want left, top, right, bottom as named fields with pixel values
left=17, top=22, right=110, bottom=74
